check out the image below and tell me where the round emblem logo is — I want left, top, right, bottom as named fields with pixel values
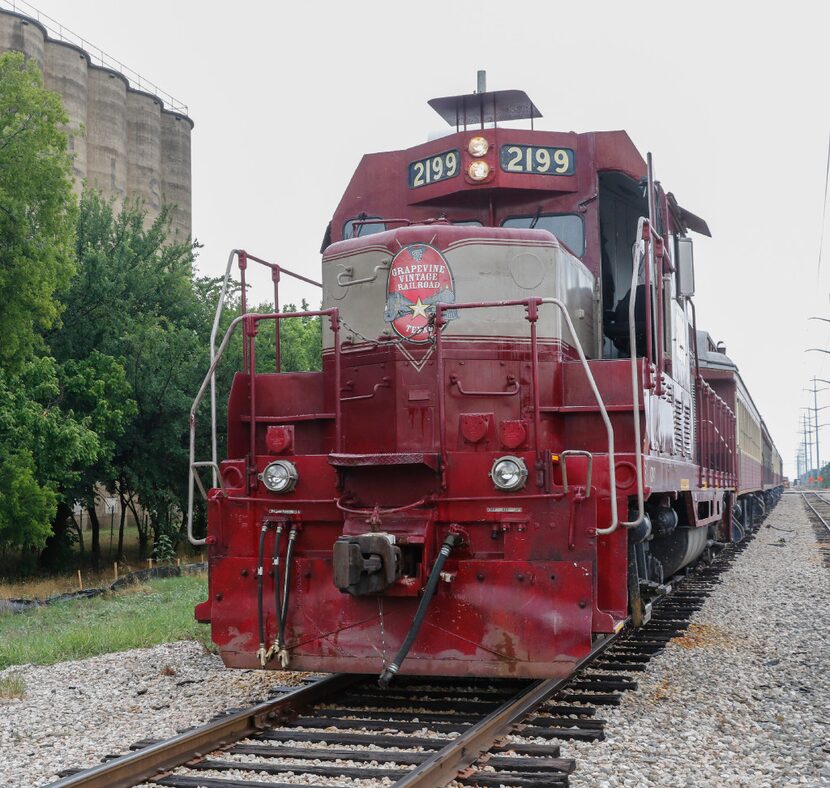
left=384, top=244, right=456, bottom=343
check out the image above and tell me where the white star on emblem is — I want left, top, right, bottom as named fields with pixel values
left=409, top=297, right=430, bottom=319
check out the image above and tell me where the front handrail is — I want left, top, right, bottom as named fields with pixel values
left=435, top=296, right=628, bottom=535
left=209, top=250, right=322, bottom=487
left=188, top=308, right=340, bottom=547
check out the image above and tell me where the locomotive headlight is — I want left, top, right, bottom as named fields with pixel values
left=490, top=456, right=528, bottom=491
left=468, top=160, right=490, bottom=181
left=260, top=460, right=298, bottom=493
left=467, top=136, right=489, bottom=157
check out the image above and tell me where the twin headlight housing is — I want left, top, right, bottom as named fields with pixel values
left=489, top=455, right=528, bottom=491
left=259, top=460, right=299, bottom=493
left=261, top=455, right=526, bottom=493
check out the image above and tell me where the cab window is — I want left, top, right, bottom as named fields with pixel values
left=343, top=216, right=386, bottom=238
left=501, top=213, right=584, bottom=256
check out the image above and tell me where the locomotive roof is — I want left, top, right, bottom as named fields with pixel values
left=428, top=89, right=542, bottom=127
left=696, top=331, right=737, bottom=372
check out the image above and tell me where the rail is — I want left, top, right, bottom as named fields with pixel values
left=46, top=674, right=358, bottom=788
left=209, top=250, right=322, bottom=487
left=434, top=296, right=637, bottom=535
left=393, top=631, right=621, bottom=787
left=696, top=378, right=737, bottom=488
left=188, top=306, right=340, bottom=547
left=800, top=491, right=830, bottom=533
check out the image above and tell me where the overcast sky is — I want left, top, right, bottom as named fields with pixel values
left=17, top=0, right=830, bottom=477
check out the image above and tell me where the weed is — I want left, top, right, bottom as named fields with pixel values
left=0, top=672, right=26, bottom=700
left=160, top=664, right=176, bottom=677
left=0, top=574, right=213, bottom=669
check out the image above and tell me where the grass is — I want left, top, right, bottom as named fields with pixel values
left=0, top=573, right=121, bottom=600
left=0, top=574, right=213, bottom=669
left=0, top=672, right=26, bottom=700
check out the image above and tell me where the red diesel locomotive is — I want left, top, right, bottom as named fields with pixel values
left=187, top=82, right=782, bottom=682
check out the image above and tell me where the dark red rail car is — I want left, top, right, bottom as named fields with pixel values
left=188, top=84, right=782, bottom=681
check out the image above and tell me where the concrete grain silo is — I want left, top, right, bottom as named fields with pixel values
left=160, top=110, right=193, bottom=240
left=43, top=39, right=89, bottom=186
left=0, top=9, right=45, bottom=68
left=127, top=88, right=162, bottom=216
left=86, top=65, right=128, bottom=201
left=0, top=5, right=193, bottom=238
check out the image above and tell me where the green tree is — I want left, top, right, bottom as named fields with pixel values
left=49, top=192, right=203, bottom=563
left=0, top=52, right=76, bottom=369
left=0, top=52, right=95, bottom=563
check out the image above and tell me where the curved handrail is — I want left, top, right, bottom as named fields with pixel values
left=188, top=308, right=339, bottom=547
left=538, top=298, right=620, bottom=534
left=621, top=219, right=648, bottom=530
left=190, top=311, right=246, bottom=546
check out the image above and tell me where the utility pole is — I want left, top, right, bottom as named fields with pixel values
left=804, top=377, right=830, bottom=474
left=802, top=411, right=814, bottom=476
left=814, top=377, right=821, bottom=471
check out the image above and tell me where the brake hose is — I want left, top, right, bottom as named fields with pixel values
left=378, top=531, right=462, bottom=688
left=255, top=524, right=268, bottom=666
left=274, top=527, right=298, bottom=668
left=266, top=524, right=284, bottom=663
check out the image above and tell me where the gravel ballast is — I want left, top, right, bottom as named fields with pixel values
left=1, top=494, right=827, bottom=787
left=0, top=641, right=302, bottom=787
left=564, top=493, right=830, bottom=786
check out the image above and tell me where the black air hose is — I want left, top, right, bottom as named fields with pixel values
left=378, top=531, right=462, bottom=688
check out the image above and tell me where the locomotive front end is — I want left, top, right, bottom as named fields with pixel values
left=196, top=222, right=624, bottom=680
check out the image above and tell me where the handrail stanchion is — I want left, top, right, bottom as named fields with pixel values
left=331, top=310, right=342, bottom=452
left=272, top=266, right=281, bottom=372
left=210, top=249, right=243, bottom=487
left=247, top=315, right=257, bottom=493
left=208, top=250, right=323, bottom=488
left=435, top=308, right=447, bottom=466
left=239, top=252, right=249, bottom=371
left=527, top=299, right=542, bottom=462
left=644, top=228, right=654, bottom=381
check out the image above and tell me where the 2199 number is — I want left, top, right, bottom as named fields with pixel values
left=500, top=144, right=575, bottom=176
left=408, top=150, right=459, bottom=188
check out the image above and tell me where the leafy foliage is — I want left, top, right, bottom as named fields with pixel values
left=0, top=55, right=324, bottom=568
left=0, top=52, right=76, bottom=369
left=0, top=52, right=95, bottom=557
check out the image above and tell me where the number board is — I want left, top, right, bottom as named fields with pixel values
left=500, top=144, right=575, bottom=176
left=408, top=150, right=460, bottom=189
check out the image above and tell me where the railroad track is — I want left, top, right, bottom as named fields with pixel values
left=50, top=535, right=758, bottom=788
left=799, top=491, right=830, bottom=569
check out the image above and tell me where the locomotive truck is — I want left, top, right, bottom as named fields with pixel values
left=187, top=80, right=782, bottom=682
